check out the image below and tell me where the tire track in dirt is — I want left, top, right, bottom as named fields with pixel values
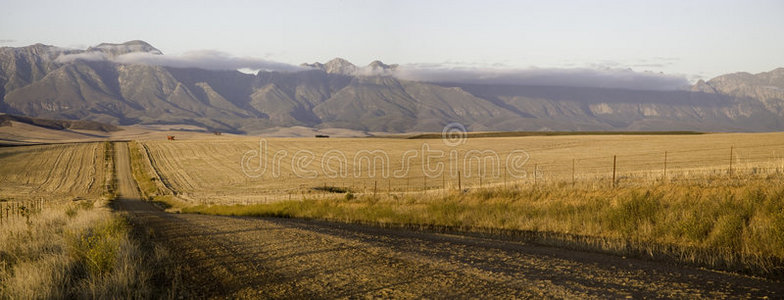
left=112, top=142, right=783, bottom=298
left=37, top=144, right=68, bottom=192
left=141, top=143, right=187, bottom=193
left=65, top=143, right=93, bottom=195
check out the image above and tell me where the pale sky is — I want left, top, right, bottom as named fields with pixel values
left=1, top=0, right=783, bottom=80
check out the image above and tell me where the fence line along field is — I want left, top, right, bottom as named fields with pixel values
left=0, top=141, right=111, bottom=226
left=137, top=132, right=784, bottom=205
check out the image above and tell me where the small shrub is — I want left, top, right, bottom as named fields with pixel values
left=67, top=218, right=127, bottom=276
left=65, top=206, right=79, bottom=218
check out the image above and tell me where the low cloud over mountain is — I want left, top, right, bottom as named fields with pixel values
left=111, top=50, right=307, bottom=73
left=392, top=65, right=690, bottom=91
left=53, top=40, right=304, bottom=72
left=302, top=58, right=689, bottom=91
left=2, top=41, right=783, bottom=133
left=51, top=41, right=689, bottom=90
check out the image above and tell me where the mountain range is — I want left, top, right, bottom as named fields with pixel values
left=1, top=40, right=782, bottom=133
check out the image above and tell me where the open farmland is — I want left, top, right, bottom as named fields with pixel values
left=0, top=143, right=109, bottom=202
left=5, top=135, right=779, bottom=297
left=114, top=141, right=784, bottom=297
left=138, top=132, right=784, bottom=204
left=133, top=132, right=784, bottom=280
left=0, top=142, right=178, bottom=298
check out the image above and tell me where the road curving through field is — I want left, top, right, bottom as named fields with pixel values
left=112, top=142, right=783, bottom=298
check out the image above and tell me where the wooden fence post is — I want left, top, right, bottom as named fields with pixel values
left=729, top=146, right=734, bottom=177
left=458, top=170, right=462, bottom=191
left=373, top=180, right=377, bottom=198
left=442, top=172, right=446, bottom=191
left=534, top=164, right=537, bottom=185
left=612, top=155, right=617, bottom=188
left=24, top=201, right=29, bottom=223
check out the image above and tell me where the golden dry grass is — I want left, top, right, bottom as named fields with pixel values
left=1, top=201, right=140, bottom=298
left=0, top=142, right=179, bottom=298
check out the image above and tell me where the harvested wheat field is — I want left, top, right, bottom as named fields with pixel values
left=0, top=142, right=109, bottom=202
left=114, top=141, right=784, bottom=298
left=138, top=132, right=784, bottom=204
left=2, top=134, right=783, bottom=298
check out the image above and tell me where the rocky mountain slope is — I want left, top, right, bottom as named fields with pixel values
left=1, top=41, right=782, bottom=133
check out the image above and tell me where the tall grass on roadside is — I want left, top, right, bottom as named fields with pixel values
left=185, top=174, right=784, bottom=277
left=0, top=201, right=152, bottom=298
left=1, top=141, right=181, bottom=298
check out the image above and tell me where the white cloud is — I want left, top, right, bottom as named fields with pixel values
left=55, top=52, right=109, bottom=63
left=55, top=49, right=305, bottom=73
left=113, top=50, right=306, bottom=72
left=391, top=65, right=690, bottom=91
left=53, top=48, right=690, bottom=90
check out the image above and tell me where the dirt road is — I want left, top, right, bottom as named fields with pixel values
left=113, top=143, right=782, bottom=298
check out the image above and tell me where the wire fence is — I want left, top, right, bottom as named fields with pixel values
left=198, top=142, right=784, bottom=205
left=523, top=142, right=784, bottom=187
left=0, top=198, right=45, bottom=226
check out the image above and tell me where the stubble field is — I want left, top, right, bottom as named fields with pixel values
left=130, top=132, right=784, bottom=277
left=138, top=132, right=784, bottom=204
left=0, top=143, right=109, bottom=202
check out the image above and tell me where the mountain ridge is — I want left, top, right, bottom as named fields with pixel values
left=1, top=41, right=783, bottom=133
